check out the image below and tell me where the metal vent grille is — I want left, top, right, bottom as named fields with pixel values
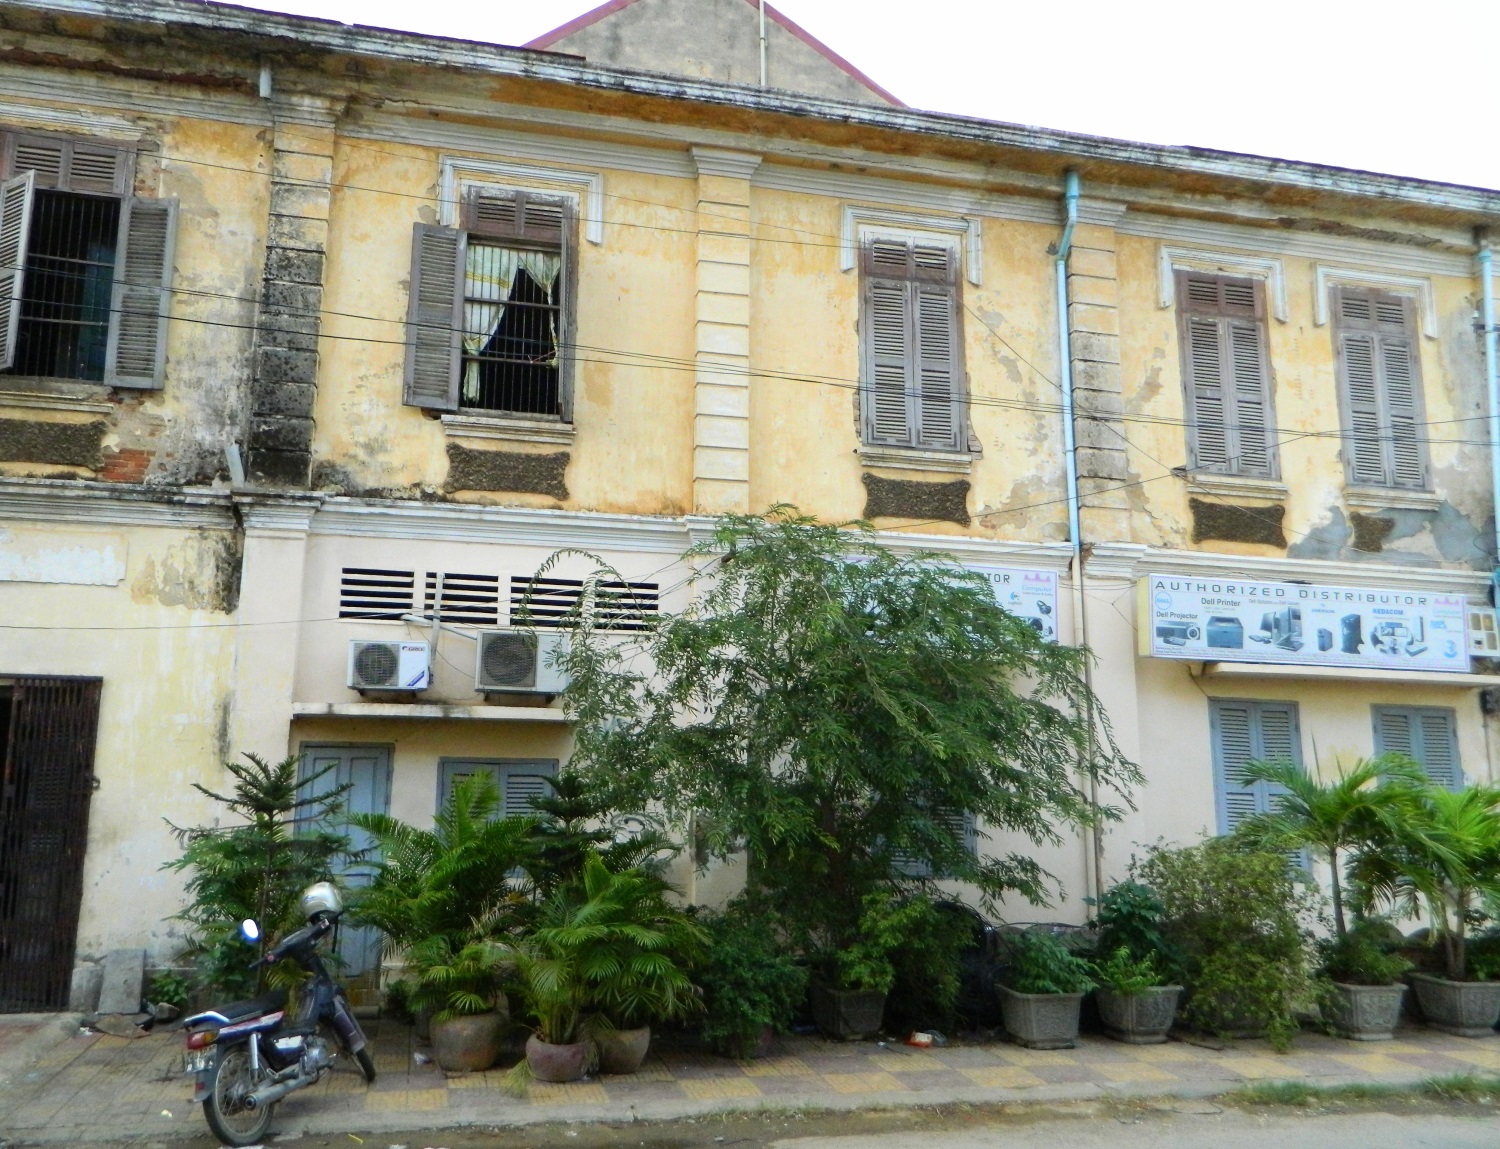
left=351, top=642, right=401, bottom=687
left=339, top=568, right=415, bottom=620
left=509, top=576, right=659, bottom=631
left=423, top=571, right=501, bottom=626
left=478, top=632, right=538, bottom=689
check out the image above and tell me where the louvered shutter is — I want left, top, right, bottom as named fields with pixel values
left=7, top=134, right=130, bottom=194
left=1177, top=272, right=1274, bottom=477
left=403, top=223, right=464, bottom=411
left=913, top=246, right=961, bottom=450
left=862, top=240, right=913, bottom=444
left=0, top=170, right=36, bottom=371
left=1211, top=699, right=1300, bottom=834
left=1374, top=706, right=1460, bottom=791
left=464, top=188, right=568, bottom=245
left=104, top=196, right=176, bottom=389
left=1336, top=287, right=1428, bottom=489
left=499, top=761, right=557, bottom=819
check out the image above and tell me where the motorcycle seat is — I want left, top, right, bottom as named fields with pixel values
left=187, top=988, right=288, bottom=1025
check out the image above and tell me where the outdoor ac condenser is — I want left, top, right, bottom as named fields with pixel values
left=474, top=630, right=570, bottom=695
left=347, top=640, right=431, bottom=691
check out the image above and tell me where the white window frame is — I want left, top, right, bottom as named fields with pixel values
left=841, top=205, right=982, bottom=286
left=439, top=156, right=601, bottom=245
left=1159, top=245, right=1288, bottom=323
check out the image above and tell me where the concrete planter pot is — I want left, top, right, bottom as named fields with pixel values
left=809, top=984, right=886, bottom=1040
left=1095, top=985, right=1182, bottom=1045
left=1410, top=973, right=1500, bottom=1038
left=596, top=1025, right=651, bottom=1075
left=525, top=1034, right=591, bottom=1082
left=1323, top=982, right=1406, bottom=1041
left=997, top=985, right=1085, bottom=1050
left=430, top=1011, right=504, bottom=1072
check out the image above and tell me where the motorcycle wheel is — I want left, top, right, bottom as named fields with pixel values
left=202, top=1042, right=275, bottom=1147
left=331, top=993, right=377, bottom=1083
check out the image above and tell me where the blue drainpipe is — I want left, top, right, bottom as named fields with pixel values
left=1479, top=234, right=1500, bottom=601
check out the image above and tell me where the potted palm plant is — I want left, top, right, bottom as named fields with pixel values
left=406, top=937, right=510, bottom=1071
left=1362, top=784, right=1500, bottom=1037
left=997, top=930, right=1096, bottom=1049
left=1236, top=753, right=1425, bottom=1040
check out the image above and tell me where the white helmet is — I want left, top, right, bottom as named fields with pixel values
left=300, top=881, right=344, bottom=920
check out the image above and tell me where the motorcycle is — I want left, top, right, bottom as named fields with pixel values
left=181, top=881, right=376, bottom=1146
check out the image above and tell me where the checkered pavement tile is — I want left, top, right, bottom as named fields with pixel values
left=739, top=1054, right=814, bottom=1077
left=958, top=1065, right=1046, bottom=1089
left=364, top=1088, right=450, bottom=1111
left=820, top=1071, right=907, bottom=1094
left=678, top=1077, right=762, bottom=1100
left=528, top=1081, right=611, bottom=1105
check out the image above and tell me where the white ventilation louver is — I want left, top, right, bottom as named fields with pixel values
left=347, top=640, right=430, bottom=691
left=1469, top=607, right=1499, bottom=656
left=475, top=630, right=569, bottom=695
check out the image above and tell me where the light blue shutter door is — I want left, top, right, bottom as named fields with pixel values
left=1375, top=707, right=1460, bottom=791
left=438, top=760, right=502, bottom=812
left=1211, top=701, right=1260, bottom=833
left=499, top=760, right=557, bottom=818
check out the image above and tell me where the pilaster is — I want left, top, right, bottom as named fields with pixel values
left=691, top=147, right=759, bottom=514
left=245, top=95, right=342, bottom=487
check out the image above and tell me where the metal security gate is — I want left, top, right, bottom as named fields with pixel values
left=0, top=677, right=102, bottom=1012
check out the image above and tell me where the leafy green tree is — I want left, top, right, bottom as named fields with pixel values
left=1237, top=753, right=1427, bottom=937
left=553, top=508, right=1137, bottom=975
left=522, top=773, right=678, bottom=899
left=164, top=752, right=348, bottom=997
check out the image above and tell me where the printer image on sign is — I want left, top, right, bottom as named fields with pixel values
left=972, top=567, right=1060, bottom=642
left=1140, top=574, right=1469, bottom=673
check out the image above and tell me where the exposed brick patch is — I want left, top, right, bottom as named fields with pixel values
left=1189, top=497, right=1286, bottom=547
left=100, top=447, right=153, bottom=483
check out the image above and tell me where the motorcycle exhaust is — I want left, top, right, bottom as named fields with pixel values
left=244, top=1072, right=312, bottom=1111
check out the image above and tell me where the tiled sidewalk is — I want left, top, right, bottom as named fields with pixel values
left=4, top=1018, right=1500, bottom=1144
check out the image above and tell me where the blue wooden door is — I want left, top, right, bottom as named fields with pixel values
left=299, top=743, right=392, bottom=979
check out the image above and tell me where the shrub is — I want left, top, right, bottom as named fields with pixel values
left=1092, top=947, right=1162, bottom=996
left=1001, top=930, right=1096, bottom=995
left=1133, top=837, right=1314, bottom=1050
left=1318, top=918, right=1413, bottom=986
left=697, top=900, right=809, bottom=1059
left=1088, top=879, right=1180, bottom=978
left=148, top=970, right=192, bottom=1008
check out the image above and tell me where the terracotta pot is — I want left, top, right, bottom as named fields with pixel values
left=597, top=1025, right=651, bottom=1075
left=430, top=1011, right=504, bottom=1072
left=1410, top=973, right=1500, bottom=1038
left=809, top=984, right=886, bottom=1040
left=1323, top=982, right=1406, bottom=1041
left=997, top=985, right=1085, bottom=1050
left=526, top=1033, right=590, bottom=1082
left=1095, top=985, right=1183, bottom=1045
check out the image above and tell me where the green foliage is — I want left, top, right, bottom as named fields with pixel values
left=350, top=772, right=535, bottom=955
left=163, top=752, right=349, bottom=997
left=1353, top=784, right=1500, bottom=981
left=522, top=773, right=678, bottom=899
left=1001, top=930, right=1096, bottom=996
left=1091, top=947, right=1162, bottom=996
left=1088, top=880, right=1179, bottom=977
left=1317, top=917, right=1413, bottom=986
left=148, top=970, right=192, bottom=1008
left=407, top=936, right=510, bottom=1020
left=554, top=508, right=1137, bottom=973
left=510, top=854, right=707, bottom=1043
left=830, top=891, right=944, bottom=994
left=697, top=899, right=810, bottom=1059
left=883, top=903, right=976, bottom=1033
left=1237, top=753, right=1426, bottom=938
left=1133, top=837, right=1315, bottom=1051
left=383, top=978, right=415, bottom=1025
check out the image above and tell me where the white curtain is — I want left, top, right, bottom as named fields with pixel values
left=462, top=246, right=562, bottom=402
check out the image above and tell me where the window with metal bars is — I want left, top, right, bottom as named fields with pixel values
left=10, top=191, right=118, bottom=381
left=404, top=187, right=573, bottom=420
left=509, top=574, right=659, bottom=631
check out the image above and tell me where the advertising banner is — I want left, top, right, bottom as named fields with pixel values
left=973, top=566, right=1060, bottom=642
left=1139, top=573, right=1469, bottom=673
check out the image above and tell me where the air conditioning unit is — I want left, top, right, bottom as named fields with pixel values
left=347, top=640, right=430, bottom=691
left=475, top=630, right=569, bottom=695
left=1470, top=607, right=1500, bottom=656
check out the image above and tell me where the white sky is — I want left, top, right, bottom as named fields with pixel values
left=226, top=0, right=1497, bottom=192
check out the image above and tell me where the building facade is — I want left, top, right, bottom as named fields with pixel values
left=1, top=0, right=1498, bottom=1011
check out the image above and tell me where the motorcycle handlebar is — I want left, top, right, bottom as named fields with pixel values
left=251, top=915, right=335, bottom=967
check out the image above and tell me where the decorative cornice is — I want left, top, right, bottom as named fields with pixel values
left=439, top=154, right=604, bottom=245
left=1314, top=265, right=1439, bottom=338
left=0, top=389, right=114, bottom=417
left=234, top=493, right=324, bottom=538
left=1182, top=472, right=1290, bottom=502
left=690, top=147, right=762, bottom=181
left=1344, top=486, right=1444, bottom=512
left=1087, top=541, right=1488, bottom=595
left=1075, top=197, right=1129, bottom=227
left=1158, top=246, right=1289, bottom=322
left=269, top=92, right=344, bottom=129
left=840, top=206, right=983, bottom=287
left=0, top=479, right=233, bottom=530
left=0, top=63, right=268, bottom=129
left=440, top=413, right=576, bottom=446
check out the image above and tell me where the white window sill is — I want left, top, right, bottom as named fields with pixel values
left=1344, top=486, right=1440, bottom=512
left=858, top=443, right=974, bottom=474
left=440, top=413, right=575, bottom=447
left=1181, top=472, right=1288, bottom=501
left=0, top=383, right=114, bottom=417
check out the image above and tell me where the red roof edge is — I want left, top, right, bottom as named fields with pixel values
left=524, top=0, right=904, bottom=107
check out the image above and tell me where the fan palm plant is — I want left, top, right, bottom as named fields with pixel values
left=1237, top=753, right=1427, bottom=937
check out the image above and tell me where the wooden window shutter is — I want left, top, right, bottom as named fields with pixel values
left=1373, top=706, right=1461, bottom=790
left=105, top=197, right=177, bottom=389
left=5, top=133, right=132, bottom=194
left=0, top=169, right=36, bottom=371
left=464, top=188, right=568, bottom=246
left=860, top=239, right=963, bottom=449
left=1211, top=699, right=1300, bottom=835
left=1176, top=271, right=1275, bottom=477
left=403, top=223, right=465, bottom=411
left=1336, top=287, right=1428, bottom=489
left=498, top=761, right=557, bottom=819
